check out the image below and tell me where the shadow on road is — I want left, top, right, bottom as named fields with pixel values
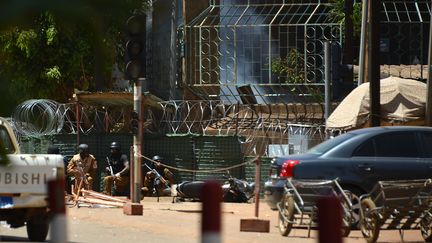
left=0, top=235, right=27, bottom=242
left=0, top=235, right=82, bottom=243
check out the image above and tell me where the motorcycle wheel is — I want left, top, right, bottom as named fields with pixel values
left=278, top=194, right=295, bottom=236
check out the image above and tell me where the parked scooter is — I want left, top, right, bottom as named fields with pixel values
left=175, top=172, right=255, bottom=203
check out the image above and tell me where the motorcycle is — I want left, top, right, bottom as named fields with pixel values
left=175, top=172, right=255, bottom=203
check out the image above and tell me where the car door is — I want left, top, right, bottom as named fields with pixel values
left=351, top=131, right=428, bottom=191
left=419, top=131, right=432, bottom=175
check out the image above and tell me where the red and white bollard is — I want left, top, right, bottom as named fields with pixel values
left=200, top=181, right=222, bottom=243
left=48, top=178, right=67, bottom=243
left=317, top=196, right=342, bottom=243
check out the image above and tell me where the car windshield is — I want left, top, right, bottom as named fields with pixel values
left=307, top=132, right=356, bottom=155
left=0, top=126, right=15, bottom=154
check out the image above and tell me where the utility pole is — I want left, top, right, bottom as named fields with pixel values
left=133, top=79, right=143, bottom=203
left=358, top=0, right=369, bottom=85
left=426, top=8, right=432, bottom=126
left=369, top=0, right=380, bottom=127
left=343, top=0, right=354, bottom=87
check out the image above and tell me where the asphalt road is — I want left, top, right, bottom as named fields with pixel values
left=0, top=196, right=427, bottom=243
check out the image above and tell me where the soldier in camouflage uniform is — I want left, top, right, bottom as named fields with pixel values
left=141, top=155, right=174, bottom=197
left=67, top=144, right=98, bottom=193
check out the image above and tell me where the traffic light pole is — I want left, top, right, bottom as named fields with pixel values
left=132, top=78, right=143, bottom=203
left=369, top=0, right=380, bottom=127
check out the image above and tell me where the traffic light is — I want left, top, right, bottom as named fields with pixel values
left=125, top=14, right=146, bottom=80
left=130, top=111, right=139, bottom=134
left=331, top=43, right=353, bottom=101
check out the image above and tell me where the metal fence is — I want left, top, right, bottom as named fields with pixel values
left=182, top=0, right=343, bottom=104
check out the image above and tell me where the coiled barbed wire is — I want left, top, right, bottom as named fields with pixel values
left=13, top=99, right=67, bottom=137
left=11, top=98, right=327, bottom=156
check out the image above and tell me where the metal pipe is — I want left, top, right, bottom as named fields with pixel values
left=369, top=0, right=380, bottom=127
left=324, top=41, right=331, bottom=122
left=75, top=101, right=80, bottom=146
left=254, top=157, right=261, bottom=218
left=358, top=0, right=368, bottom=85
left=133, top=78, right=143, bottom=203
left=130, top=145, right=135, bottom=201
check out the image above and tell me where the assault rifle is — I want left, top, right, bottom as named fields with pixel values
left=144, top=163, right=169, bottom=201
left=106, top=157, right=114, bottom=177
left=106, top=157, right=116, bottom=189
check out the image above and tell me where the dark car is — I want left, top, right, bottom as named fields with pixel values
left=264, top=126, right=432, bottom=223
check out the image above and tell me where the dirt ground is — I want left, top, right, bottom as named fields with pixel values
left=0, top=195, right=426, bottom=242
left=62, top=196, right=427, bottom=243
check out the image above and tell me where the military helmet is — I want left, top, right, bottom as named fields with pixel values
left=152, top=155, right=164, bottom=162
left=78, top=144, right=89, bottom=153
left=110, top=141, right=121, bottom=150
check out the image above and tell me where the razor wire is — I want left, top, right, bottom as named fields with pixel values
left=11, top=99, right=142, bottom=137
left=13, top=99, right=68, bottom=137
left=12, top=99, right=326, bottom=157
left=158, top=100, right=326, bottom=156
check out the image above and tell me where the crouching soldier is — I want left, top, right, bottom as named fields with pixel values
left=67, top=144, right=98, bottom=194
left=141, top=155, right=174, bottom=198
left=102, top=142, right=130, bottom=197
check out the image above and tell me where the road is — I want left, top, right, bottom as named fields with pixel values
left=0, top=196, right=427, bottom=243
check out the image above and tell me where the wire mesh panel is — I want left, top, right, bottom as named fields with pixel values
left=380, top=0, right=431, bottom=68
left=183, top=0, right=342, bottom=104
left=194, top=136, right=243, bottom=181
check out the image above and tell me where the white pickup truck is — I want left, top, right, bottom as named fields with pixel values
left=0, top=117, right=65, bottom=241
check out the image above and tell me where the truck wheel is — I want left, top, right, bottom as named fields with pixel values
left=26, top=220, right=49, bottom=242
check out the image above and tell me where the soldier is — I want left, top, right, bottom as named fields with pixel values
left=67, top=144, right=98, bottom=193
left=102, top=142, right=130, bottom=196
left=141, top=155, right=174, bottom=197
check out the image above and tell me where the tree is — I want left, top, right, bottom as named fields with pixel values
left=329, top=0, right=362, bottom=38
left=0, top=0, right=150, bottom=116
left=271, top=49, right=323, bottom=102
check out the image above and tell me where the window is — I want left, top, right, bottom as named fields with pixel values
left=308, top=133, right=356, bottom=155
left=0, top=127, right=15, bottom=154
left=353, top=139, right=375, bottom=156
left=421, top=132, right=432, bottom=158
left=374, top=132, right=419, bottom=157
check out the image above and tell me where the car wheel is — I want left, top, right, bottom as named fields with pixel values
left=359, top=198, right=380, bottom=243
left=26, top=219, right=49, bottom=242
left=343, top=186, right=364, bottom=228
left=278, top=194, right=295, bottom=236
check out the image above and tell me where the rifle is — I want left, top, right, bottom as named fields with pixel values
left=106, top=157, right=115, bottom=177
left=106, top=156, right=117, bottom=190
left=144, top=163, right=169, bottom=201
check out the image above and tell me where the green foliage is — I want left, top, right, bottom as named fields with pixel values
left=0, top=0, right=150, bottom=111
left=271, top=49, right=305, bottom=88
left=329, top=0, right=362, bottom=38
left=271, top=49, right=323, bottom=102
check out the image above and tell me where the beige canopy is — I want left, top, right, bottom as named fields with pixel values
left=326, top=76, right=426, bottom=131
